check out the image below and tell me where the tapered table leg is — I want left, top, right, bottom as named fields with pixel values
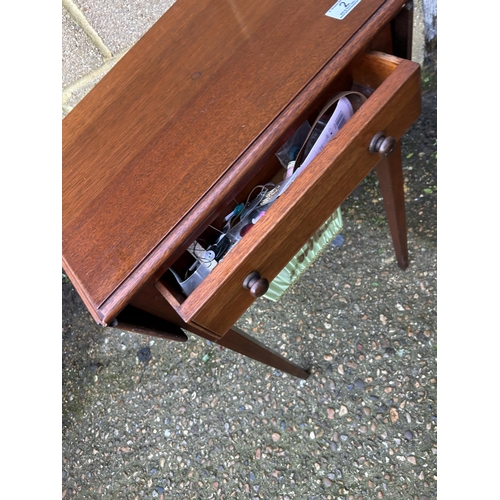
left=129, top=283, right=311, bottom=379
left=375, top=140, right=409, bottom=270
left=217, top=326, right=310, bottom=380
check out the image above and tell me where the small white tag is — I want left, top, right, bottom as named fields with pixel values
left=325, top=0, right=361, bottom=20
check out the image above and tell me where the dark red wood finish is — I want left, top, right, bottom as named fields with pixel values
left=63, top=0, right=420, bottom=378
left=63, top=0, right=405, bottom=323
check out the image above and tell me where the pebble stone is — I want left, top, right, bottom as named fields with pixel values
left=354, top=378, right=365, bottom=389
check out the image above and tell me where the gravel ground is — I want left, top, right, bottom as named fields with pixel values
left=62, top=56, right=437, bottom=500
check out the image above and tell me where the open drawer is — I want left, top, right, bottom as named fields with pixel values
left=155, top=50, right=421, bottom=336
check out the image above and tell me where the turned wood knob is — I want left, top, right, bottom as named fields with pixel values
left=369, top=132, right=396, bottom=157
left=243, top=271, right=269, bottom=298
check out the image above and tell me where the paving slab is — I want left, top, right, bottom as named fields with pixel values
left=70, top=0, right=175, bottom=55
left=62, top=5, right=104, bottom=87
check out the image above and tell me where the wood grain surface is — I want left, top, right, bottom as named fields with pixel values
left=63, top=0, right=397, bottom=320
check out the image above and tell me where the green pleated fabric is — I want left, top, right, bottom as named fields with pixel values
left=263, top=207, right=343, bottom=301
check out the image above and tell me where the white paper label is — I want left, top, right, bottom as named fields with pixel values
left=325, top=0, right=361, bottom=20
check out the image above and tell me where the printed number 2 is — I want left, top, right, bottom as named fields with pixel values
left=339, top=1, right=348, bottom=7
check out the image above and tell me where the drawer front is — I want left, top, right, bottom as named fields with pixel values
left=167, top=52, right=421, bottom=335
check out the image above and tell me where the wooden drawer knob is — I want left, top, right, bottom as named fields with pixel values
left=243, top=271, right=269, bottom=298
left=369, top=132, right=396, bottom=157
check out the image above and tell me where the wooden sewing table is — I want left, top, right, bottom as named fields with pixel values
left=63, top=0, right=421, bottom=379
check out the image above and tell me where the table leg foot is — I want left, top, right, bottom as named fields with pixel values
left=217, top=326, right=310, bottom=380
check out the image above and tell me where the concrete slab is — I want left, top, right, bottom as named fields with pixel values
left=70, top=0, right=176, bottom=54
left=62, top=6, right=103, bottom=88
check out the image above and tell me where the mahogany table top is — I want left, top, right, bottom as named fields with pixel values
left=63, top=0, right=402, bottom=320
